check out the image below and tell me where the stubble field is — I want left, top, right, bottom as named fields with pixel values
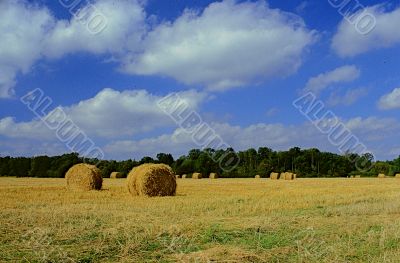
left=1, top=177, right=400, bottom=262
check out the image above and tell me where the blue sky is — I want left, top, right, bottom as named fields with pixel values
left=0, top=0, right=400, bottom=160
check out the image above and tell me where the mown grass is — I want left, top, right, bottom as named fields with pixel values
left=1, top=177, right=400, bottom=262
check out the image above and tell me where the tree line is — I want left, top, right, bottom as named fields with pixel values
left=0, top=147, right=399, bottom=178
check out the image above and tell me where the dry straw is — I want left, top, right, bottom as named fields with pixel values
left=65, top=163, right=102, bottom=191
left=285, top=172, right=294, bottom=180
left=192, top=173, right=202, bottom=179
left=255, top=175, right=261, bottom=179
left=182, top=174, right=187, bottom=179
left=279, top=173, right=286, bottom=180
left=110, top=172, right=124, bottom=179
left=175, top=174, right=181, bottom=179
left=355, top=175, right=361, bottom=178
left=270, top=172, right=279, bottom=180
left=127, top=163, right=176, bottom=197
left=396, top=174, right=400, bottom=178
left=378, top=174, right=385, bottom=178
left=209, top=173, right=219, bottom=179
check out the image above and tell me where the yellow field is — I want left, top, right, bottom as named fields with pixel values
left=1, top=177, right=400, bottom=262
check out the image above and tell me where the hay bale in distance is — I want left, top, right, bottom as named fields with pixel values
left=279, top=173, right=286, bottom=180
left=285, top=172, right=294, bottom=180
left=192, top=173, right=202, bottom=179
left=209, top=173, right=219, bottom=179
left=270, top=172, right=279, bottom=180
left=293, top=174, right=297, bottom=179
left=355, top=175, right=361, bottom=178
left=175, top=174, right=181, bottom=179
left=110, top=172, right=124, bottom=179
left=127, top=163, right=176, bottom=197
left=182, top=174, right=187, bottom=179
left=378, top=173, right=385, bottom=178
left=255, top=175, right=261, bottom=179
left=66, top=163, right=102, bottom=191
left=395, top=173, right=400, bottom=178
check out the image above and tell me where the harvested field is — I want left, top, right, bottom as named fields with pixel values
left=1, top=177, right=400, bottom=262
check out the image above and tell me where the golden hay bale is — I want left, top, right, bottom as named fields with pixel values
left=378, top=173, right=385, bottom=178
left=285, top=172, right=294, bottom=180
left=65, top=163, right=102, bottom=191
left=182, top=174, right=187, bottom=179
left=396, top=174, right=400, bottom=178
left=192, top=173, right=202, bottom=179
left=127, top=163, right=176, bottom=197
left=355, top=175, right=361, bottom=178
left=175, top=174, right=181, bottom=179
left=110, top=172, right=124, bottom=179
left=293, top=174, right=297, bottom=179
left=255, top=175, right=261, bottom=179
left=279, top=173, right=286, bottom=180
left=209, top=173, right=219, bottom=179
left=270, top=172, right=279, bottom=180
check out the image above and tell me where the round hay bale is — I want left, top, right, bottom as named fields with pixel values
left=293, top=174, right=297, bottom=179
left=182, top=174, right=187, bottom=179
left=355, top=175, right=361, bottom=178
left=110, top=172, right=124, bottom=179
left=285, top=172, right=294, bottom=180
left=378, top=173, right=385, bottom=178
left=279, top=172, right=286, bottom=180
left=270, top=172, right=279, bottom=180
left=192, top=173, right=202, bottom=179
left=395, top=173, right=400, bottom=178
left=176, top=174, right=181, bottom=179
left=255, top=175, right=261, bottom=179
left=127, top=163, right=176, bottom=197
left=209, top=173, right=219, bottom=179
left=65, top=163, right=102, bottom=191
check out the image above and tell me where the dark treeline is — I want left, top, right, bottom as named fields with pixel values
left=1, top=147, right=399, bottom=178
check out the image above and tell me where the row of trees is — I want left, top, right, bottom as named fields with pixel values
left=0, top=148, right=399, bottom=178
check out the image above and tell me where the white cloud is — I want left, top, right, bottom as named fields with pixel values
left=0, top=0, right=54, bottom=97
left=121, top=0, right=316, bottom=91
left=0, top=0, right=317, bottom=97
left=44, top=0, right=146, bottom=58
left=327, top=87, right=368, bottom=106
left=378, top=88, right=400, bottom=110
left=303, top=65, right=360, bottom=95
left=0, top=0, right=147, bottom=98
left=332, top=5, right=400, bottom=57
left=104, top=116, right=400, bottom=160
left=0, top=88, right=208, bottom=139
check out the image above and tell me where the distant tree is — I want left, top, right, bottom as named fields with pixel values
left=156, top=153, right=174, bottom=166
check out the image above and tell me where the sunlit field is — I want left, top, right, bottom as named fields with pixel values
left=1, top=177, right=400, bottom=262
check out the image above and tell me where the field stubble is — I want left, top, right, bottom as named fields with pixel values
left=1, top=177, right=400, bottom=262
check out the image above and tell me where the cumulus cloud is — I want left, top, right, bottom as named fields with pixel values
left=44, top=0, right=146, bottom=58
left=0, top=0, right=316, bottom=97
left=104, top=117, right=400, bottom=160
left=303, top=65, right=360, bottom=95
left=0, top=0, right=146, bottom=98
left=378, top=88, right=400, bottom=110
left=332, top=5, right=400, bottom=57
left=0, top=0, right=54, bottom=97
left=0, top=88, right=208, bottom=139
left=327, top=87, right=368, bottom=106
left=120, top=0, right=316, bottom=91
